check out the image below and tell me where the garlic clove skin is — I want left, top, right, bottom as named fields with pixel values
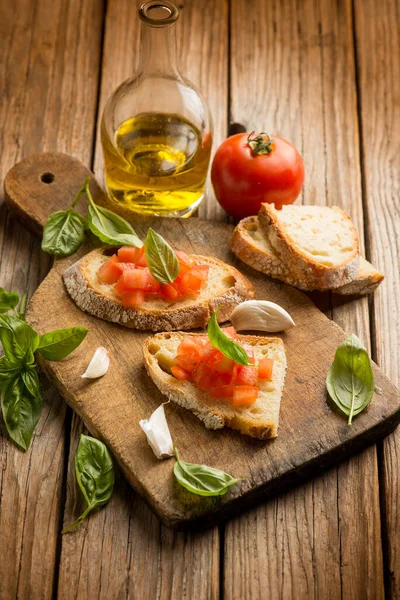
left=81, top=347, right=110, bottom=379
left=230, top=300, right=295, bottom=333
left=139, top=403, right=174, bottom=460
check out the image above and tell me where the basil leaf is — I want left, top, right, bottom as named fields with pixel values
left=144, top=228, right=180, bottom=284
left=0, top=355, right=21, bottom=389
left=326, top=334, right=375, bottom=425
left=0, top=315, right=39, bottom=365
left=21, top=367, right=40, bottom=398
left=173, top=448, right=242, bottom=497
left=18, top=293, right=27, bottom=320
left=37, top=326, right=87, bottom=361
left=0, top=288, right=19, bottom=313
left=41, top=209, right=86, bottom=257
left=207, top=311, right=251, bottom=366
left=87, top=204, right=142, bottom=248
left=1, top=374, right=42, bottom=451
left=62, top=434, right=115, bottom=533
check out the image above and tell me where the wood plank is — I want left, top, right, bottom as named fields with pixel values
left=226, top=0, right=384, bottom=597
left=0, top=0, right=104, bottom=597
left=57, top=0, right=225, bottom=596
left=7, top=153, right=399, bottom=530
left=354, top=0, right=400, bottom=595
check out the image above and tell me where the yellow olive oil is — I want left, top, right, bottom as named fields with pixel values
left=101, top=113, right=212, bottom=217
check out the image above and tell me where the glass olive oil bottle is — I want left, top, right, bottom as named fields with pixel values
left=101, top=1, right=213, bottom=217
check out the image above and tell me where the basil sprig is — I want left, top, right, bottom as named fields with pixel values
left=326, top=334, right=375, bottom=425
left=62, top=434, right=115, bottom=533
left=42, top=179, right=88, bottom=257
left=144, top=227, right=180, bottom=283
left=41, top=177, right=142, bottom=257
left=85, top=181, right=142, bottom=248
left=0, top=289, right=87, bottom=449
left=207, top=311, right=251, bottom=366
left=173, top=447, right=241, bottom=497
left=37, top=326, right=87, bottom=360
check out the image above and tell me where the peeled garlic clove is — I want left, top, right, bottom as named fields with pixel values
left=139, top=403, right=174, bottom=460
left=81, top=347, right=110, bottom=379
left=231, top=300, right=295, bottom=333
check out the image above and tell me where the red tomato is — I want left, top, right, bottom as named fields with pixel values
left=118, top=246, right=140, bottom=263
left=114, top=269, right=148, bottom=293
left=171, top=365, right=192, bottom=381
left=121, top=290, right=145, bottom=307
left=258, top=358, right=274, bottom=380
left=211, top=132, right=304, bottom=219
left=98, top=255, right=123, bottom=284
left=209, top=385, right=235, bottom=400
left=232, top=385, right=258, bottom=406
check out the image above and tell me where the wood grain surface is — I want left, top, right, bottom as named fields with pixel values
left=5, top=154, right=400, bottom=530
left=0, top=0, right=399, bottom=597
left=0, top=0, right=104, bottom=597
left=354, top=0, right=400, bottom=596
left=225, top=1, right=385, bottom=598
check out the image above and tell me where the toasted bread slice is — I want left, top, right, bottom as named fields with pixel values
left=258, top=204, right=360, bottom=289
left=231, top=216, right=384, bottom=294
left=143, top=332, right=286, bottom=439
left=63, top=248, right=255, bottom=331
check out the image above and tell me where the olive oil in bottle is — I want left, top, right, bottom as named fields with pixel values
left=101, top=112, right=212, bottom=216
left=100, top=1, right=213, bottom=217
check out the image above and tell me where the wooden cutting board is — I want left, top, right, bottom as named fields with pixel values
left=4, top=152, right=400, bottom=530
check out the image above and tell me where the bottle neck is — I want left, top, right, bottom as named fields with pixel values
left=137, top=23, right=180, bottom=78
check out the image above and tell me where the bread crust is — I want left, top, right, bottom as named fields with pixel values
left=230, top=216, right=383, bottom=295
left=143, top=332, right=287, bottom=440
left=258, top=204, right=360, bottom=289
left=63, top=248, right=255, bottom=331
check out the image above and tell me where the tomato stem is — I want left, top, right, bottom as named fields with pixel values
left=247, top=132, right=274, bottom=156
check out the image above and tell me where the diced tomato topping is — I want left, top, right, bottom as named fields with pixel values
left=114, top=269, right=148, bottom=294
left=233, top=385, right=258, bottom=406
left=135, top=246, right=147, bottom=267
left=209, top=385, right=235, bottom=399
left=236, top=364, right=258, bottom=386
left=96, top=241, right=209, bottom=309
left=190, top=265, right=209, bottom=282
left=180, top=272, right=203, bottom=295
left=171, top=365, right=192, bottom=381
left=160, top=283, right=179, bottom=301
left=170, top=333, right=270, bottom=407
left=117, top=246, right=140, bottom=263
left=221, top=326, right=237, bottom=339
left=98, top=255, right=123, bottom=284
left=175, top=251, right=194, bottom=276
left=121, top=290, right=145, bottom=307
left=258, top=358, right=274, bottom=380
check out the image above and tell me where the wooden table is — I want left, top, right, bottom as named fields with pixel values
left=0, top=0, right=399, bottom=598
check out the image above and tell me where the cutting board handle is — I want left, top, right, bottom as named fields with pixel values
left=3, top=153, right=107, bottom=236
left=4, top=152, right=151, bottom=237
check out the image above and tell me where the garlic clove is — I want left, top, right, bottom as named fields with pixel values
left=139, top=403, right=174, bottom=460
left=81, top=347, right=110, bottom=379
left=231, top=300, right=295, bottom=333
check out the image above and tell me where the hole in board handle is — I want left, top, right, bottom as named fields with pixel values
left=41, top=172, right=55, bottom=184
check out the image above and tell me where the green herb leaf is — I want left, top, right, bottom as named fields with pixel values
left=207, top=311, right=251, bottom=366
left=0, top=355, right=21, bottom=389
left=173, top=448, right=242, bottom=497
left=144, top=228, right=180, bottom=284
left=41, top=209, right=86, bottom=257
left=62, top=434, right=115, bottom=533
left=0, top=288, right=19, bottom=314
left=0, top=315, right=39, bottom=366
left=326, top=334, right=375, bottom=425
left=1, top=374, right=43, bottom=450
left=87, top=203, right=142, bottom=247
left=18, top=293, right=27, bottom=320
left=37, top=326, right=88, bottom=361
